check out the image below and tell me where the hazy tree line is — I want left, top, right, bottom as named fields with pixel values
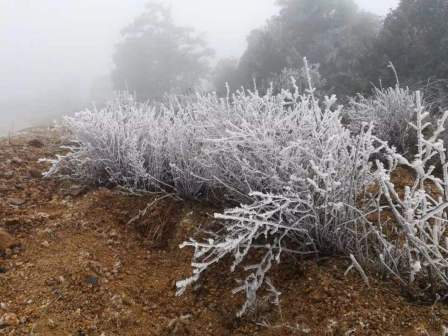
left=112, top=0, right=448, bottom=104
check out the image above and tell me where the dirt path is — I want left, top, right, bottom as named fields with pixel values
left=0, top=129, right=447, bottom=335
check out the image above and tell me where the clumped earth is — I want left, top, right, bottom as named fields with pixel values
left=0, top=129, right=448, bottom=335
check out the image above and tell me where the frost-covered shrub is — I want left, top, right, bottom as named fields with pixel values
left=45, top=93, right=170, bottom=190
left=177, top=89, right=385, bottom=315
left=45, top=93, right=211, bottom=197
left=47, top=70, right=448, bottom=316
left=190, top=88, right=370, bottom=203
left=47, top=82, right=386, bottom=314
left=374, top=92, right=448, bottom=292
left=348, top=85, right=418, bottom=157
left=47, top=81, right=384, bottom=314
left=178, top=90, right=448, bottom=314
left=47, top=82, right=372, bottom=203
left=193, top=89, right=333, bottom=200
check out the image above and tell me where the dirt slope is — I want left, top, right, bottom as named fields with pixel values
left=0, top=129, right=447, bottom=336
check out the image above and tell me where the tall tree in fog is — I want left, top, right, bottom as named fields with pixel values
left=112, top=3, right=213, bottom=100
left=237, top=0, right=380, bottom=96
left=371, top=0, right=448, bottom=87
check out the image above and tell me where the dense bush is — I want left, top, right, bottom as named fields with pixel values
left=47, top=78, right=448, bottom=315
left=348, top=85, right=418, bottom=157
left=374, top=92, right=448, bottom=293
left=45, top=93, right=209, bottom=197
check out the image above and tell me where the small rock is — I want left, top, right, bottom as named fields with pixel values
left=36, top=212, right=50, bottom=220
left=109, top=229, right=118, bottom=238
left=14, top=184, right=24, bottom=191
left=48, top=318, right=56, bottom=329
left=29, top=169, right=42, bottom=179
left=11, top=157, right=23, bottom=165
left=41, top=241, right=50, bottom=248
left=85, top=275, right=99, bottom=286
left=68, top=185, right=87, bottom=197
left=7, top=198, right=26, bottom=207
left=28, top=139, right=44, bottom=148
left=0, top=312, right=20, bottom=327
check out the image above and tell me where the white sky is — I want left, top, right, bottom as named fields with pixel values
left=0, top=0, right=399, bottom=107
left=357, top=0, right=398, bottom=15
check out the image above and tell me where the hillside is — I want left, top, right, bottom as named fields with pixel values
left=0, top=128, right=447, bottom=335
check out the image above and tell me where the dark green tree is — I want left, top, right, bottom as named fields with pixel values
left=237, top=0, right=380, bottom=96
left=112, top=3, right=214, bottom=101
left=372, top=0, right=448, bottom=87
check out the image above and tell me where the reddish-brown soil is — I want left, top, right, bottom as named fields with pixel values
left=0, top=129, right=448, bottom=335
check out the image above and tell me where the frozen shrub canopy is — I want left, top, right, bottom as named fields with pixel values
left=175, top=85, right=384, bottom=315
left=46, top=71, right=448, bottom=316
left=374, top=92, right=448, bottom=290
left=348, top=84, right=418, bottom=157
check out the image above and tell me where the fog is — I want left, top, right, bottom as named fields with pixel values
left=0, top=0, right=398, bottom=135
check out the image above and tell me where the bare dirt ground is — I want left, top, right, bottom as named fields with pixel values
left=0, top=128, right=448, bottom=335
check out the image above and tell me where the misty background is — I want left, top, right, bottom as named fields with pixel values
left=0, top=0, right=398, bottom=135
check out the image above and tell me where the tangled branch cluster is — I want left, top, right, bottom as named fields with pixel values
left=46, top=74, right=448, bottom=315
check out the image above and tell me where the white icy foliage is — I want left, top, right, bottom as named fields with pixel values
left=176, top=87, right=383, bottom=315
left=46, top=72, right=448, bottom=315
left=46, top=93, right=209, bottom=196
left=348, top=85, right=418, bottom=156
left=374, top=91, right=448, bottom=289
